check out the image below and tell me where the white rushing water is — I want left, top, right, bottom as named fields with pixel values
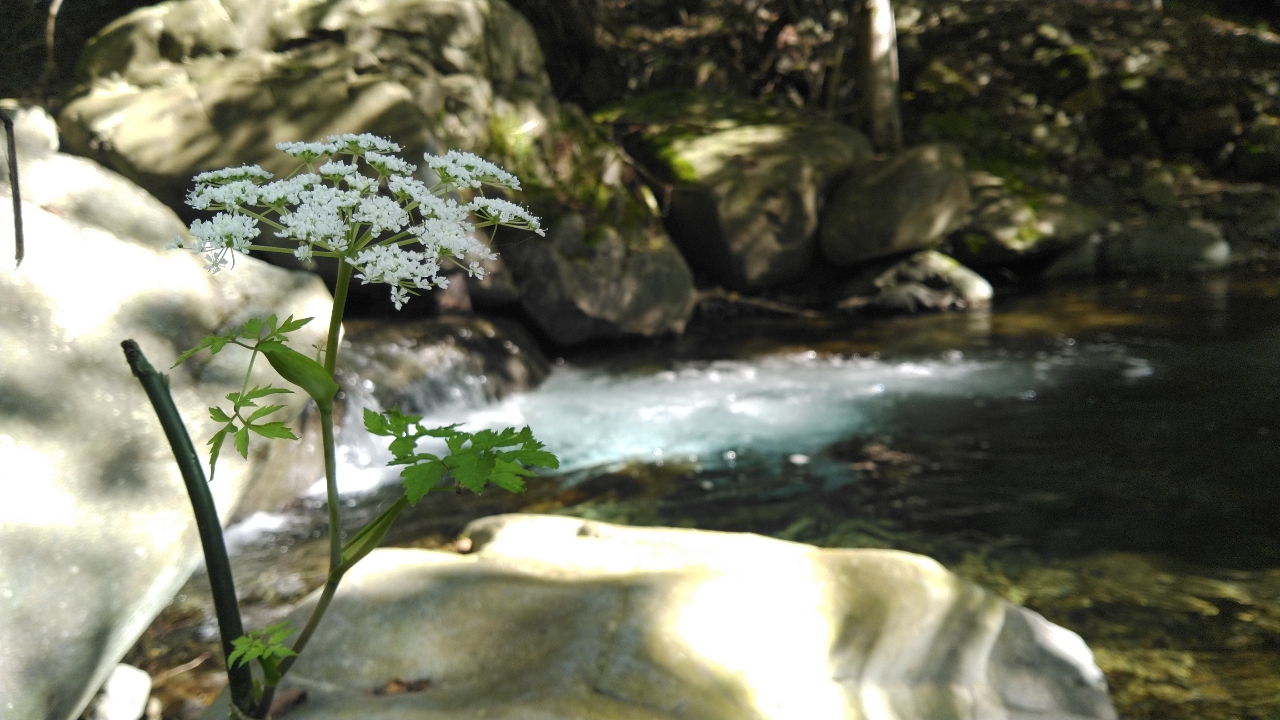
left=312, top=347, right=1106, bottom=496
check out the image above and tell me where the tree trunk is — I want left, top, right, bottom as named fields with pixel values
left=855, top=0, right=903, bottom=152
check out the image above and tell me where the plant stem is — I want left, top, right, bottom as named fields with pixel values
left=259, top=260, right=352, bottom=712
left=120, top=340, right=257, bottom=718
left=320, top=405, right=341, bottom=570
left=256, top=573, right=341, bottom=715
left=324, top=262, right=352, bottom=376
left=2, top=110, right=23, bottom=267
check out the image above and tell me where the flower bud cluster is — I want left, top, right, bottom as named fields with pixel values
left=172, top=133, right=543, bottom=309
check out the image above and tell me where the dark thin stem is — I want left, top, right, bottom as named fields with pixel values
left=120, top=340, right=256, bottom=717
left=2, top=110, right=23, bottom=267
left=38, top=0, right=66, bottom=99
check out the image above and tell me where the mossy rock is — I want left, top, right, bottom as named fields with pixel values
left=603, top=90, right=874, bottom=291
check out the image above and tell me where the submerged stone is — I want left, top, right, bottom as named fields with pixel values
left=837, top=250, right=993, bottom=313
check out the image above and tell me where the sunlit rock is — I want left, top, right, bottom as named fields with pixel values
left=0, top=103, right=330, bottom=720
left=608, top=91, right=874, bottom=291
left=85, top=665, right=151, bottom=720
left=950, top=171, right=1101, bottom=269
left=837, top=251, right=993, bottom=313
left=820, top=143, right=971, bottom=266
left=59, top=0, right=552, bottom=211
left=204, top=514, right=1117, bottom=720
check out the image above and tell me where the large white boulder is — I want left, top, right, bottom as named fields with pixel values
left=0, top=103, right=332, bottom=720
left=205, top=514, right=1117, bottom=720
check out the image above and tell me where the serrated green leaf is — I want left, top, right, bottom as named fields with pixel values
left=363, top=408, right=391, bottom=436
left=244, top=403, right=286, bottom=423
left=227, top=643, right=248, bottom=668
left=421, top=424, right=463, bottom=439
left=451, top=453, right=493, bottom=495
left=264, top=621, right=296, bottom=646
left=401, top=461, right=448, bottom=504
left=278, top=315, right=312, bottom=335
left=384, top=407, right=424, bottom=436
left=512, top=448, right=560, bottom=470
left=234, top=426, right=250, bottom=458
left=208, top=427, right=231, bottom=481
left=241, top=318, right=264, bottom=340
left=248, top=421, right=298, bottom=440
left=209, top=406, right=233, bottom=423
left=172, top=336, right=216, bottom=368
left=388, top=435, right=419, bottom=460
left=210, top=336, right=232, bottom=354
left=488, top=459, right=531, bottom=492
left=242, top=385, right=293, bottom=402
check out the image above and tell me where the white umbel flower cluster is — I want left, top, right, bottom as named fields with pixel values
left=174, top=133, right=541, bottom=308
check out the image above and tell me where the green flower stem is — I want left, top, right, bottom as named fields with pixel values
left=120, top=340, right=256, bottom=718
left=324, top=262, right=352, bottom=377
left=320, top=405, right=341, bottom=570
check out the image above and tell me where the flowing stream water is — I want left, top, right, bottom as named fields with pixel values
left=139, top=272, right=1280, bottom=720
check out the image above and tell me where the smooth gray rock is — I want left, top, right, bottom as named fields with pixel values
left=204, top=514, right=1117, bottom=720
left=1100, top=219, right=1231, bottom=274
left=820, top=143, right=971, bottom=266
left=0, top=104, right=331, bottom=720
left=58, top=0, right=690, bottom=340
left=59, top=0, right=555, bottom=211
left=500, top=211, right=697, bottom=345
left=837, top=250, right=993, bottom=313
left=614, top=91, right=874, bottom=291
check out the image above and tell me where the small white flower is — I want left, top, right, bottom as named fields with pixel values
left=192, top=165, right=272, bottom=185
left=187, top=179, right=264, bottom=211
left=276, top=141, right=338, bottom=161
left=353, top=195, right=409, bottom=235
left=318, top=160, right=358, bottom=179
left=389, top=286, right=410, bottom=310
left=468, top=197, right=544, bottom=236
left=327, top=133, right=402, bottom=155
left=294, top=244, right=314, bottom=262
left=166, top=236, right=184, bottom=250
left=344, top=173, right=378, bottom=195
left=364, top=151, right=416, bottom=176
left=387, top=175, right=431, bottom=203
left=411, top=218, right=483, bottom=257
left=188, top=213, right=259, bottom=272
left=276, top=185, right=360, bottom=247
left=257, top=174, right=322, bottom=206
left=425, top=150, right=521, bottom=190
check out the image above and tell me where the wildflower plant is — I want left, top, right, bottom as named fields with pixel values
left=123, top=134, right=557, bottom=719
